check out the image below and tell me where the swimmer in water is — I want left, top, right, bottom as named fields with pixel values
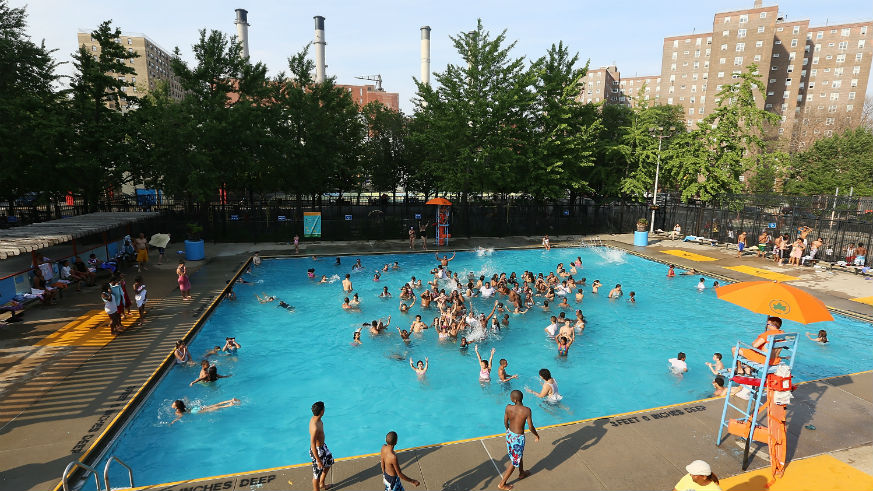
left=397, top=327, right=412, bottom=342
left=320, top=275, right=328, bottom=283
left=171, top=398, right=239, bottom=424
left=409, top=357, right=428, bottom=376
left=335, top=257, right=341, bottom=266
left=608, top=284, right=622, bottom=298
left=459, top=337, right=469, bottom=349
left=575, top=289, right=584, bottom=302
left=222, top=337, right=241, bottom=353
left=373, top=272, right=381, bottom=281
left=190, top=360, right=210, bottom=386
left=342, top=297, right=355, bottom=310
left=526, top=368, right=562, bottom=403
left=256, top=293, right=276, bottom=303
left=278, top=300, right=295, bottom=311
left=806, top=329, right=828, bottom=343
left=557, top=296, right=570, bottom=309
left=392, top=261, right=400, bottom=270
left=350, top=293, right=360, bottom=307
left=411, top=315, right=427, bottom=332
left=475, top=345, right=496, bottom=382
left=705, top=352, right=725, bottom=375
left=556, top=336, right=573, bottom=356
left=591, top=280, right=602, bottom=294
left=628, top=291, right=635, bottom=303
left=380, top=286, right=392, bottom=298
left=352, top=328, right=363, bottom=345
left=498, top=358, right=518, bottom=382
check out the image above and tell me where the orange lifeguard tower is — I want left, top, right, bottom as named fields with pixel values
left=426, top=198, right=452, bottom=246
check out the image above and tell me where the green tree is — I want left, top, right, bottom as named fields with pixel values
left=782, top=127, right=873, bottom=195
left=617, top=94, right=686, bottom=199
left=161, top=28, right=270, bottom=204
left=361, top=102, right=407, bottom=198
left=528, top=42, right=596, bottom=199
left=0, top=1, right=66, bottom=212
left=66, top=20, right=140, bottom=208
left=666, top=64, right=780, bottom=202
left=413, top=20, right=538, bottom=205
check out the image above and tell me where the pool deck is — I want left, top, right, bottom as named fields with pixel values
left=0, top=234, right=870, bottom=490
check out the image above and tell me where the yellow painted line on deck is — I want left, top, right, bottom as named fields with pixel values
left=850, top=296, right=873, bottom=306
left=720, top=454, right=873, bottom=491
left=660, top=249, right=720, bottom=262
left=36, top=309, right=140, bottom=347
left=722, top=265, right=800, bottom=282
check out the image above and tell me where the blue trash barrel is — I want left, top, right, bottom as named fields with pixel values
left=184, top=240, right=205, bottom=261
left=633, top=231, right=649, bottom=247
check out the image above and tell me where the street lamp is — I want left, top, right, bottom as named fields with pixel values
left=648, top=126, right=675, bottom=234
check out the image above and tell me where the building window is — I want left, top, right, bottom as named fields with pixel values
left=860, top=40, right=867, bottom=49
left=667, top=97, right=674, bottom=104
left=832, top=80, right=841, bottom=88
left=769, top=78, right=776, bottom=83
left=851, top=78, right=858, bottom=87
left=847, top=104, right=853, bottom=111
left=771, top=65, right=778, bottom=71
left=841, top=28, right=850, bottom=36
left=720, top=57, right=726, bottom=64
left=91, top=45, right=96, bottom=52
left=838, top=41, right=848, bottom=50
left=786, top=78, right=792, bottom=85
left=756, top=40, right=763, bottom=48
left=862, top=26, right=868, bottom=35
left=811, top=69, right=817, bottom=77
left=848, top=92, right=856, bottom=100
left=856, top=53, right=863, bottom=61
left=754, top=54, right=762, bottom=61
left=693, top=61, right=700, bottom=69
left=783, top=91, right=790, bottom=99
left=791, top=39, right=798, bottom=47
left=765, top=103, right=773, bottom=109
left=816, top=32, right=823, bottom=39
left=830, top=93, right=839, bottom=101
left=773, top=53, right=780, bottom=58
left=673, top=39, right=679, bottom=48
left=689, top=108, right=695, bottom=115
left=736, top=43, right=745, bottom=52
left=738, top=29, right=747, bottom=38
left=775, top=40, right=782, bottom=45
left=758, top=26, right=765, bottom=33
left=683, top=50, right=690, bottom=55
left=812, top=57, right=819, bottom=64
left=767, top=90, right=775, bottom=95
left=724, top=16, right=731, bottom=23
left=793, top=26, right=800, bottom=34
left=717, top=71, right=725, bottom=78
left=734, top=56, right=743, bottom=66
left=672, top=52, right=678, bottom=60
left=836, top=54, right=845, bottom=63
left=721, top=43, right=728, bottom=51
left=722, top=30, right=729, bottom=37
left=834, top=67, right=843, bottom=75
left=739, top=14, right=748, bottom=23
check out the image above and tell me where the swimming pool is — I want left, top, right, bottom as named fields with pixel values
left=95, top=247, right=873, bottom=487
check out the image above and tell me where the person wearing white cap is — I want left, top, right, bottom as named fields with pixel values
left=673, top=460, right=721, bottom=491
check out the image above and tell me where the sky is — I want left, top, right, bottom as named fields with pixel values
left=12, top=0, right=873, bottom=113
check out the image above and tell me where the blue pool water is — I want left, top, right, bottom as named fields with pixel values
left=97, top=247, right=873, bottom=487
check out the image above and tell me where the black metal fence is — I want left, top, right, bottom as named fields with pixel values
left=3, top=194, right=871, bottom=263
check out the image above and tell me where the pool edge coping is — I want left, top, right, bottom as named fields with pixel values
left=57, top=244, right=873, bottom=489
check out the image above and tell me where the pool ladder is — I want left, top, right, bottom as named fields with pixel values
left=61, top=455, right=134, bottom=491
left=580, top=236, right=604, bottom=248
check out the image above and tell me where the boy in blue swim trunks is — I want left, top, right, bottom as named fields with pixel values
left=499, top=390, right=540, bottom=490
left=380, top=431, right=420, bottom=491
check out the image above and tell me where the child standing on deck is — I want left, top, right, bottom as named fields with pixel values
left=133, top=276, right=147, bottom=325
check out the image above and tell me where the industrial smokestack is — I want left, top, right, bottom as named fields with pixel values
left=420, top=26, right=431, bottom=86
left=314, top=16, right=326, bottom=83
left=234, top=9, right=250, bottom=59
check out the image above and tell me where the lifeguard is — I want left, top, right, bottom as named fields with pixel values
left=733, top=316, right=784, bottom=375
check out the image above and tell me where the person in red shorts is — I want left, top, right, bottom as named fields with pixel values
left=732, top=316, right=784, bottom=375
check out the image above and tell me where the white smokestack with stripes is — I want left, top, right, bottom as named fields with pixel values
left=420, top=26, right=431, bottom=86
left=234, top=9, right=250, bottom=59
left=314, top=16, right=326, bottom=83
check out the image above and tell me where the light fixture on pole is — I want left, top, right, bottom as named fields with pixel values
left=648, top=125, right=676, bottom=234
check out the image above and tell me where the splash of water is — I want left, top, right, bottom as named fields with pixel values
left=591, top=247, right=627, bottom=264
left=465, top=318, right=487, bottom=343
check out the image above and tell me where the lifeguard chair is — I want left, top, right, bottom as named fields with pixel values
left=716, top=332, right=799, bottom=480
left=426, top=198, right=452, bottom=246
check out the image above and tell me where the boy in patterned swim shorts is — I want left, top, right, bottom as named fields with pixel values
left=498, top=390, right=540, bottom=490
left=309, top=401, right=333, bottom=490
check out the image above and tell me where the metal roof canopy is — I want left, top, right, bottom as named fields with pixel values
left=0, top=212, right=158, bottom=260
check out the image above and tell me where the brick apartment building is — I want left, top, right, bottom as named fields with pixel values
left=76, top=31, right=184, bottom=108
left=590, top=1, right=872, bottom=149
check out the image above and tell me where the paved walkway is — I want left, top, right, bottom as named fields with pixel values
left=0, top=235, right=870, bottom=491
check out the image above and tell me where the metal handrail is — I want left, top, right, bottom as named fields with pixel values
left=62, top=461, right=101, bottom=491
left=104, top=455, right=134, bottom=490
